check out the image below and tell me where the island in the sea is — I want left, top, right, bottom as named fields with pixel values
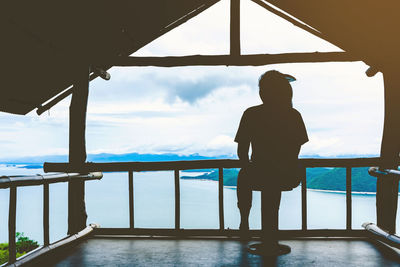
left=182, top=167, right=399, bottom=193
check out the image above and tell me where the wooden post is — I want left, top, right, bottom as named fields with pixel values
left=129, top=171, right=134, bottom=229
left=378, top=70, right=400, bottom=234
left=8, top=186, right=16, bottom=264
left=68, top=66, right=90, bottom=235
left=218, top=168, right=224, bottom=231
left=174, top=170, right=180, bottom=230
left=43, top=182, right=50, bottom=246
left=301, top=170, right=307, bottom=231
left=230, top=0, right=240, bottom=56
left=346, top=167, right=352, bottom=230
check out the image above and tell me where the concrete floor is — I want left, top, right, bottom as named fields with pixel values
left=48, top=237, right=400, bottom=267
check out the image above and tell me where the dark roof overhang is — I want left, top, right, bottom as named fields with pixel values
left=1, top=0, right=220, bottom=115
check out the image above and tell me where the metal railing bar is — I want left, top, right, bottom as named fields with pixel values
left=218, top=168, right=224, bottom=230
left=129, top=171, right=134, bottom=229
left=44, top=157, right=397, bottom=173
left=363, top=222, right=400, bottom=249
left=0, top=172, right=103, bottom=189
left=9, top=224, right=98, bottom=266
left=8, top=186, right=17, bottom=264
left=43, top=183, right=50, bottom=246
left=174, top=170, right=180, bottom=230
left=346, top=167, right=352, bottom=230
left=93, top=228, right=367, bottom=238
left=368, top=167, right=400, bottom=177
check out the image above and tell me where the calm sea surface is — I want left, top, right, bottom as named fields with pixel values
left=0, top=165, right=399, bottom=244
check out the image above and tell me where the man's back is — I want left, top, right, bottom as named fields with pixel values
left=235, top=104, right=308, bottom=165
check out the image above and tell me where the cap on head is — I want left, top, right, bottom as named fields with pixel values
left=259, top=70, right=296, bottom=85
left=258, top=70, right=295, bottom=107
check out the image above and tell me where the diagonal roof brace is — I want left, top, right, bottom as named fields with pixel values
left=251, top=0, right=327, bottom=45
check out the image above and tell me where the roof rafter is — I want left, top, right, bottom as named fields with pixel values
left=112, top=52, right=358, bottom=67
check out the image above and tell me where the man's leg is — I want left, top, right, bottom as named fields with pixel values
left=237, top=168, right=252, bottom=230
left=261, top=188, right=281, bottom=246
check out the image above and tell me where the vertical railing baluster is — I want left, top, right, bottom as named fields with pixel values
left=346, top=167, right=352, bottom=230
left=218, top=168, right=224, bottom=231
left=301, top=168, right=307, bottom=231
left=43, top=182, right=50, bottom=246
left=8, top=186, right=17, bottom=264
left=129, top=171, right=134, bottom=229
left=174, top=170, right=180, bottom=230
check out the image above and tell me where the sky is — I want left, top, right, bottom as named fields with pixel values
left=0, top=0, right=385, bottom=159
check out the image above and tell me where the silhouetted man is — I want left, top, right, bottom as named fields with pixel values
left=235, top=70, right=308, bottom=256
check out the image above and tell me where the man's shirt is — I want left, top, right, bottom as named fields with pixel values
left=235, top=104, right=308, bottom=164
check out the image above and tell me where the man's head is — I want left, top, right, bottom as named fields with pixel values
left=258, top=70, right=295, bottom=108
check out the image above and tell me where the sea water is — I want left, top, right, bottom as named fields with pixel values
left=0, top=166, right=399, bottom=244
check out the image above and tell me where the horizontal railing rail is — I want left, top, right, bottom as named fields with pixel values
left=3, top=224, right=98, bottom=267
left=0, top=172, right=103, bottom=189
left=1, top=172, right=102, bottom=265
left=368, top=167, right=400, bottom=178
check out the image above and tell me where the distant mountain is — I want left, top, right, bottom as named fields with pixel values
left=182, top=167, right=394, bottom=193
left=182, top=169, right=240, bottom=186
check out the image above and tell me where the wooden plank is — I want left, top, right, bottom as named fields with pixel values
left=43, top=183, right=50, bottom=246
left=218, top=168, right=224, bottom=230
left=230, top=0, right=240, bottom=56
left=8, top=186, right=17, bottom=264
left=346, top=167, right=352, bottom=230
left=129, top=171, right=134, bottom=229
left=44, top=157, right=396, bottom=173
left=174, top=170, right=180, bottom=230
left=114, top=52, right=358, bottom=67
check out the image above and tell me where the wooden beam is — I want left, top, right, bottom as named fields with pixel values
left=68, top=66, right=90, bottom=235
left=251, top=0, right=327, bottom=43
left=44, top=157, right=400, bottom=173
left=230, top=0, right=240, bottom=56
left=377, top=70, right=400, bottom=234
left=113, top=52, right=358, bottom=67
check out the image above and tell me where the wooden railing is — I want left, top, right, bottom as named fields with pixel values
left=0, top=172, right=102, bottom=265
left=44, top=157, right=389, bottom=236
